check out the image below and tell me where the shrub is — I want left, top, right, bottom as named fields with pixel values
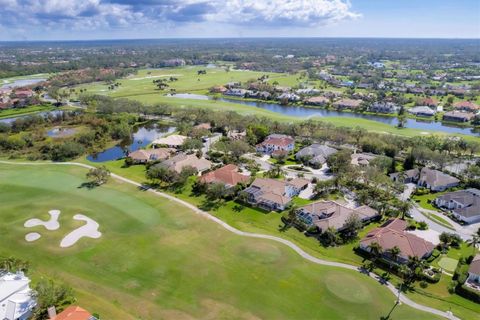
left=420, top=280, right=428, bottom=288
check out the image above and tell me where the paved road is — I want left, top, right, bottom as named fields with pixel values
left=0, top=161, right=460, bottom=320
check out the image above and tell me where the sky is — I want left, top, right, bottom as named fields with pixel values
left=0, top=0, right=479, bottom=41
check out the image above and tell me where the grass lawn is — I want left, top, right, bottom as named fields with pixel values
left=438, top=257, right=458, bottom=272
left=77, top=158, right=480, bottom=319
left=0, top=162, right=446, bottom=320
left=0, top=105, right=54, bottom=119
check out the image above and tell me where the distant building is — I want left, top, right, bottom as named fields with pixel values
left=443, top=111, right=476, bottom=123
left=151, top=135, right=187, bottom=148
left=435, top=189, right=480, bottom=224
left=466, top=254, right=480, bottom=290
left=351, top=153, right=377, bottom=166
left=128, top=148, right=174, bottom=164
left=256, top=134, right=295, bottom=155
left=304, top=96, right=329, bottom=106
left=333, top=98, right=363, bottom=110
left=224, top=88, right=247, bottom=97
left=418, top=97, right=438, bottom=107
left=161, top=59, right=186, bottom=67
left=408, top=106, right=436, bottom=117
left=453, top=101, right=480, bottom=113
left=369, top=102, right=400, bottom=114
left=0, top=272, right=36, bottom=320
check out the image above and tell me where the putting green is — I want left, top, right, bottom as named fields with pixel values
left=0, top=163, right=443, bottom=319
left=438, top=257, right=458, bottom=272
left=325, top=273, right=373, bottom=304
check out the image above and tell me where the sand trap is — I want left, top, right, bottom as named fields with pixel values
left=420, top=131, right=430, bottom=135
left=130, top=74, right=182, bottom=81
left=60, top=214, right=102, bottom=248
left=25, top=232, right=41, bottom=242
left=24, top=210, right=60, bottom=230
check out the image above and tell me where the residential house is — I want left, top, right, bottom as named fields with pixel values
left=227, top=130, right=246, bottom=141
left=359, top=219, right=436, bottom=263
left=277, top=93, right=300, bottom=102
left=408, top=106, right=436, bottom=117
left=49, top=305, right=97, bottom=320
left=466, top=254, right=480, bottom=290
left=453, top=101, right=480, bottom=113
left=443, top=111, right=475, bottom=123
left=151, top=135, right=187, bottom=149
left=12, top=89, right=34, bottom=99
left=210, top=86, right=228, bottom=94
left=224, top=89, right=247, bottom=97
left=199, top=164, right=250, bottom=188
left=128, top=148, right=174, bottom=164
left=435, top=189, right=480, bottom=224
left=0, top=272, right=36, bottom=320
left=295, top=144, right=337, bottom=167
left=243, top=178, right=309, bottom=211
left=333, top=98, right=363, bottom=110
left=304, top=96, right=329, bottom=106
left=256, top=134, right=295, bottom=155
left=258, top=91, right=272, bottom=100
left=159, top=153, right=212, bottom=174
left=351, top=153, right=377, bottom=166
left=296, top=201, right=379, bottom=232
left=194, top=123, right=212, bottom=131
left=390, top=167, right=459, bottom=191
left=418, top=97, right=438, bottom=108
left=369, top=102, right=400, bottom=114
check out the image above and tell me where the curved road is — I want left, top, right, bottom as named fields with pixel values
left=0, top=161, right=459, bottom=320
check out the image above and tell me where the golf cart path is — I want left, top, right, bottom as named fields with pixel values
left=0, top=161, right=459, bottom=320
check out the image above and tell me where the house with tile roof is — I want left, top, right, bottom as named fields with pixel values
left=49, top=305, right=97, bottom=320
left=296, top=201, right=379, bottom=232
left=466, top=254, right=480, bottom=291
left=243, top=177, right=309, bottom=211
left=359, top=219, right=436, bottom=263
left=390, top=167, right=459, bottom=192
left=443, top=111, right=476, bottom=123
left=453, top=101, right=480, bottom=113
left=333, top=98, right=363, bottom=110
left=435, top=188, right=480, bottom=224
left=159, top=153, right=212, bottom=174
left=295, top=144, right=337, bottom=167
left=255, top=134, right=295, bottom=155
left=128, top=148, right=175, bottom=164
left=199, top=164, right=250, bottom=188
left=151, top=135, right=187, bottom=148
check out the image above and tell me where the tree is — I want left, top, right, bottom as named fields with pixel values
left=181, top=138, right=203, bottom=152
left=86, top=166, right=110, bottom=186
left=368, top=242, right=383, bottom=261
left=321, top=227, right=340, bottom=247
left=146, top=165, right=176, bottom=186
left=0, top=256, right=29, bottom=273
left=343, top=214, right=362, bottom=240
left=31, top=279, right=75, bottom=320
left=205, top=183, right=228, bottom=201
left=467, top=234, right=480, bottom=255
left=387, top=246, right=401, bottom=265
left=265, top=163, right=282, bottom=178
left=398, top=201, right=412, bottom=220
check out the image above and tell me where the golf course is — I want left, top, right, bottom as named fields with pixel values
left=0, top=162, right=443, bottom=320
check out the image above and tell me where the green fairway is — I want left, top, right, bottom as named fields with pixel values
left=0, top=105, right=54, bottom=119
left=0, top=162, right=443, bottom=320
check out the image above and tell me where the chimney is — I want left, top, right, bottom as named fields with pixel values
left=47, top=306, right=57, bottom=319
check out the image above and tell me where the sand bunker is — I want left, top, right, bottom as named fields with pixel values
left=24, top=210, right=60, bottom=230
left=25, top=232, right=41, bottom=242
left=130, top=74, right=182, bottom=81
left=60, top=214, right=102, bottom=248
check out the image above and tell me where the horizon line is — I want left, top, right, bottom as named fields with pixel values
left=1, top=36, right=479, bottom=43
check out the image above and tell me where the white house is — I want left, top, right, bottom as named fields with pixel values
left=0, top=272, right=36, bottom=320
left=435, top=189, right=480, bottom=224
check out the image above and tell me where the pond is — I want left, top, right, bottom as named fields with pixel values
left=164, top=93, right=480, bottom=137
left=87, top=123, right=176, bottom=162
left=47, top=127, right=77, bottom=138
left=1, top=78, right=47, bottom=89
left=0, top=110, right=65, bottom=124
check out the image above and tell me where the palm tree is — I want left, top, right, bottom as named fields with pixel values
left=398, top=200, right=412, bottom=220
left=368, top=242, right=383, bottom=261
left=467, top=234, right=480, bottom=255
left=388, top=246, right=401, bottom=265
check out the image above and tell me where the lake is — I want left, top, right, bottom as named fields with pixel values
left=1, top=78, right=47, bottom=89
left=87, top=123, right=176, bottom=162
left=0, top=110, right=65, bottom=124
left=166, top=93, right=480, bottom=137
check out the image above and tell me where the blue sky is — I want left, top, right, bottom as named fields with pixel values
left=0, top=0, right=478, bottom=40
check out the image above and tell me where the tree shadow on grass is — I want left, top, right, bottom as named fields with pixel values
left=78, top=182, right=98, bottom=190
left=198, top=199, right=222, bottom=211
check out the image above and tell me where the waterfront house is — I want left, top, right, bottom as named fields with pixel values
left=443, top=111, right=475, bottom=123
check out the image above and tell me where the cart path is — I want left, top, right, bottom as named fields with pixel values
left=0, top=160, right=459, bottom=320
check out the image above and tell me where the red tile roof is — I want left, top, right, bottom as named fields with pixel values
left=199, top=164, right=249, bottom=186
left=51, top=306, right=93, bottom=320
